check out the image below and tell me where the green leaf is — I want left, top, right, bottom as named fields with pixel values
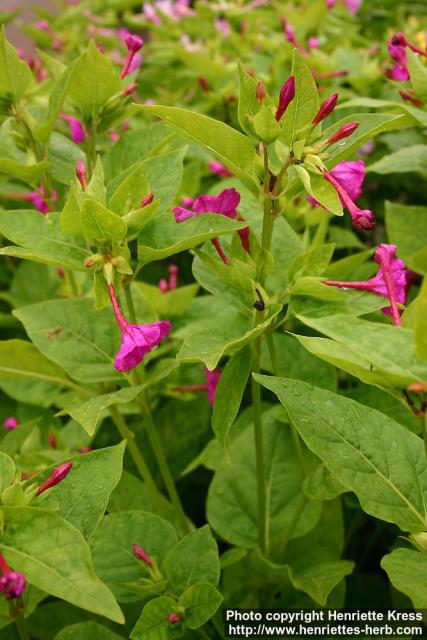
left=138, top=105, right=258, bottom=193
left=207, top=406, right=322, bottom=548
left=138, top=213, right=249, bottom=266
left=67, top=41, right=121, bottom=120
left=212, top=348, right=251, bottom=445
left=381, top=548, right=427, bottom=609
left=0, top=27, right=32, bottom=102
left=368, top=145, right=427, bottom=176
left=413, top=278, right=427, bottom=361
left=1, top=511, right=124, bottom=623
left=254, top=376, right=427, bottom=533
left=294, top=166, right=343, bottom=216
left=288, top=244, right=335, bottom=283
left=237, top=61, right=274, bottom=138
left=407, top=49, right=427, bottom=103
left=161, top=525, right=220, bottom=595
left=34, top=443, right=125, bottom=538
left=47, top=133, right=86, bottom=186
left=180, top=582, right=223, bottom=629
left=0, top=339, right=71, bottom=389
left=130, top=596, right=182, bottom=640
left=14, top=299, right=121, bottom=383
left=281, top=49, right=319, bottom=147
left=80, top=200, right=127, bottom=245
left=386, top=201, right=427, bottom=274
left=297, top=313, right=427, bottom=386
left=0, top=159, right=49, bottom=187
left=109, top=169, right=150, bottom=215
left=91, top=510, right=177, bottom=602
left=177, top=297, right=281, bottom=370
left=54, top=621, right=124, bottom=640
left=0, top=211, right=90, bottom=270
left=253, top=108, right=282, bottom=144
left=0, top=452, right=15, bottom=492
left=133, top=283, right=199, bottom=318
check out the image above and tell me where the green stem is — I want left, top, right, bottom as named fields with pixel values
left=108, top=405, right=169, bottom=519
left=266, top=332, right=279, bottom=376
left=66, top=270, right=79, bottom=298
left=251, top=338, right=268, bottom=555
left=311, top=214, right=331, bottom=249
left=15, top=616, right=30, bottom=640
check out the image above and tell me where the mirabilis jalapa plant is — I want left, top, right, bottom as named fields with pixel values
left=0, top=0, right=426, bottom=637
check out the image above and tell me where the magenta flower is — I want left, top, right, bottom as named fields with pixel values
left=109, top=285, right=171, bottom=371
left=169, top=613, right=181, bottom=625
left=205, top=368, right=221, bottom=406
left=312, top=93, right=339, bottom=125
left=133, top=544, right=153, bottom=568
left=386, top=37, right=409, bottom=81
left=215, top=17, right=230, bottom=37
left=180, top=196, right=194, bottom=208
left=208, top=161, right=234, bottom=177
left=120, top=34, right=143, bottom=79
left=3, top=416, right=19, bottom=430
left=0, top=554, right=26, bottom=601
left=343, top=0, right=361, bottom=13
left=36, top=462, right=73, bottom=496
left=325, top=244, right=409, bottom=326
left=281, top=18, right=307, bottom=56
left=141, top=3, right=162, bottom=25
left=323, top=165, right=375, bottom=230
left=141, top=192, right=155, bottom=207
left=328, top=160, right=365, bottom=201
left=60, top=114, right=85, bottom=144
left=275, top=76, right=296, bottom=121
left=308, top=36, right=319, bottom=50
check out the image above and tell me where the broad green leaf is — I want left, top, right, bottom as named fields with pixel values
left=33, top=62, right=75, bottom=143
left=138, top=213, right=249, bottom=266
left=381, top=548, right=427, bottom=609
left=212, top=348, right=251, bottom=445
left=14, top=299, right=121, bottom=383
left=237, top=61, right=274, bottom=138
left=161, top=525, right=220, bottom=595
left=0, top=27, right=32, bottom=102
left=0, top=211, right=91, bottom=270
left=207, top=406, right=322, bottom=548
left=253, top=108, right=281, bottom=144
left=108, top=471, right=176, bottom=524
left=0, top=452, right=15, bottom=492
left=0, top=159, right=48, bottom=187
left=386, top=201, right=427, bottom=274
left=1, top=511, right=124, bottom=623
left=130, top=596, right=182, bottom=640
left=413, top=278, right=427, bottom=361
left=34, top=443, right=125, bottom=538
left=0, top=339, right=72, bottom=390
left=67, top=41, right=121, bottom=120
left=407, top=49, right=427, bottom=103
left=63, top=359, right=177, bottom=435
left=281, top=49, right=319, bottom=146
left=303, top=465, right=346, bottom=502
left=133, top=282, right=199, bottom=318
left=297, top=314, right=427, bottom=386
left=324, top=249, right=372, bottom=280
left=255, top=376, right=427, bottom=533
left=177, top=297, right=281, bottom=370
left=91, top=510, right=177, bottom=602
left=54, top=621, right=124, bottom=640
left=180, top=582, right=223, bottom=629
left=109, top=169, right=150, bottom=215
left=47, top=133, right=86, bottom=186
left=288, top=244, right=335, bottom=283
left=138, top=105, right=258, bottom=192
left=80, top=200, right=127, bottom=245
left=368, top=145, right=427, bottom=176
left=294, top=166, right=343, bottom=216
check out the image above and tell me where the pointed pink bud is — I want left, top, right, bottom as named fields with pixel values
left=256, top=80, right=266, bottom=103
left=3, top=417, right=19, bottom=430
left=169, top=613, right=181, bottom=625
left=79, top=447, right=93, bottom=454
left=168, top=264, right=179, bottom=290
left=132, top=544, right=153, bottom=568
left=36, top=462, right=73, bottom=496
left=123, top=82, right=138, bottom=96
left=56, top=267, right=65, bottom=279
left=198, top=76, right=209, bottom=92
left=120, top=34, right=143, bottom=79
left=76, top=160, right=87, bottom=190
left=159, top=278, right=169, bottom=293
left=275, top=76, right=295, bottom=121
left=312, top=93, right=339, bottom=125
left=398, top=90, right=422, bottom=108
left=141, top=192, right=154, bottom=208
left=48, top=434, right=57, bottom=449
left=327, top=122, right=359, bottom=144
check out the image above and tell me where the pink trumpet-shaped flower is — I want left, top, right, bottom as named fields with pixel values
left=60, top=114, right=85, bottom=144
left=322, top=161, right=375, bottom=229
left=209, top=161, right=234, bottom=177
left=0, top=555, right=26, bottom=600
left=36, top=462, right=73, bottom=496
left=3, top=417, right=19, bottom=430
left=275, top=76, right=295, bottom=121
left=109, top=285, right=171, bottom=371
left=120, top=34, right=143, bottom=79
left=325, top=244, right=409, bottom=326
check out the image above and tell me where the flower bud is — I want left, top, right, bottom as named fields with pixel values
left=122, top=83, right=138, bottom=96
left=159, top=278, right=169, bottom=293
left=132, top=544, right=153, bottom=568
left=168, top=613, right=181, bottom=625
left=168, top=264, right=179, bottom=290
left=327, top=122, right=359, bottom=144
left=275, top=76, right=295, bottom=121
left=3, top=417, right=18, bottom=430
left=0, top=572, right=26, bottom=599
left=125, top=34, right=143, bottom=53
left=198, top=76, right=209, bottom=92
left=256, top=80, right=266, bottom=103
left=76, top=160, right=87, bottom=190
left=48, top=434, right=57, bottom=449
left=312, top=93, right=339, bottom=125
left=141, top=192, right=155, bottom=208
left=36, top=462, right=73, bottom=496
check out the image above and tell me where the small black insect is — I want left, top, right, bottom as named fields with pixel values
left=253, top=288, right=265, bottom=311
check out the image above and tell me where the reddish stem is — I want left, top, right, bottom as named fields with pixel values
left=0, top=554, right=10, bottom=576
left=211, top=238, right=229, bottom=264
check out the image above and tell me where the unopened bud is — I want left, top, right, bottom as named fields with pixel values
left=125, top=34, right=143, bottom=53
left=123, top=83, right=138, bottom=97
left=168, top=264, right=179, bottom=290
left=391, top=32, right=407, bottom=47
left=76, top=160, right=87, bottom=190
left=256, top=80, right=266, bottom=103
left=327, top=122, right=359, bottom=144
left=0, top=572, right=26, bottom=600
left=36, top=462, right=73, bottom=496
left=159, top=278, right=169, bottom=293
left=141, top=192, right=154, bottom=208
left=275, top=76, right=295, bottom=121
left=312, top=93, right=339, bottom=125
left=48, top=434, right=57, bottom=449
left=133, top=544, right=153, bottom=568
left=407, top=382, right=427, bottom=394
left=198, top=76, right=209, bottom=92
left=168, top=613, right=181, bottom=625
left=56, top=267, right=65, bottom=279
left=3, top=417, right=18, bottom=430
